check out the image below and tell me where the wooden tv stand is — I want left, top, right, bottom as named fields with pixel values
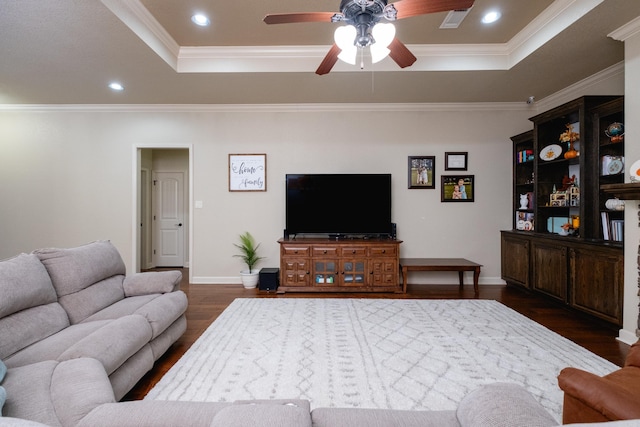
left=278, top=238, right=403, bottom=293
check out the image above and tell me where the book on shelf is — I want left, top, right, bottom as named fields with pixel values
left=517, top=150, right=534, bottom=164
left=601, top=211, right=624, bottom=242
left=610, top=220, right=624, bottom=242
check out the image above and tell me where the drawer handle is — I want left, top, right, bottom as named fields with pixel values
left=323, top=250, right=327, bottom=254
left=352, top=250, right=356, bottom=254
left=382, top=249, right=386, bottom=253
left=294, top=250, right=298, bottom=254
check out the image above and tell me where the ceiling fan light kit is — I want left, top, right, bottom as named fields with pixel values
left=263, top=0, right=475, bottom=75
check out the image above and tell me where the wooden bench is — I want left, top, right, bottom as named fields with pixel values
left=399, top=258, right=482, bottom=293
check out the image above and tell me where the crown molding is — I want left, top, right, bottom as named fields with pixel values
left=533, top=61, right=624, bottom=112
left=102, top=0, right=602, bottom=73
left=0, top=102, right=530, bottom=114
left=101, top=0, right=180, bottom=69
left=609, top=16, right=640, bottom=41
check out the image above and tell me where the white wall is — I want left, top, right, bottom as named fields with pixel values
left=0, top=105, right=532, bottom=285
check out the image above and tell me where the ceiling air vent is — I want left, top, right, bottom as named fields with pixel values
left=439, top=8, right=472, bottom=29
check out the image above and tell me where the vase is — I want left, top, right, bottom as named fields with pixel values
left=564, top=141, right=578, bottom=159
left=240, top=270, right=260, bottom=289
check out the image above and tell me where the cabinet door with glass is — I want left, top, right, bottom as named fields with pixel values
left=313, top=259, right=339, bottom=286
left=339, top=246, right=367, bottom=286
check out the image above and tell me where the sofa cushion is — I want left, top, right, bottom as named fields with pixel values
left=56, top=276, right=125, bottom=324
left=35, top=241, right=127, bottom=323
left=0, top=253, right=57, bottom=319
left=2, top=360, right=60, bottom=426
left=123, top=270, right=182, bottom=297
left=84, top=291, right=188, bottom=339
left=34, top=241, right=126, bottom=296
left=4, top=316, right=152, bottom=375
left=0, top=303, right=70, bottom=361
left=456, top=383, right=557, bottom=427
left=2, top=359, right=115, bottom=427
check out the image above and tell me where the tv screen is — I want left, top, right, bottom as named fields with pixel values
left=285, top=174, right=392, bottom=238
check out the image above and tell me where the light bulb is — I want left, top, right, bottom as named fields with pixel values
left=334, top=26, right=358, bottom=65
left=370, top=23, right=395, bottom=63
left=370, top=45, right=390, bottom=64
left=371, top=23, right=395, bottom=47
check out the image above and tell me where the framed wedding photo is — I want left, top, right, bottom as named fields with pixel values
left=228, top=153, right=267, bottom=192
left=441, top=175, right=474, bottom=202
left=445, top=152, right=468, bottom=171
left=408, top=156, right=436, bottom=189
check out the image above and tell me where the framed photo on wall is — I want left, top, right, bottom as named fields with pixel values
left=228, top=153, right=267, bottom=191
left=441, top=175, right=474, bottom=202
left=408, top=156, right=436, bottom=189
left=444, top=152, right=468, bottom=171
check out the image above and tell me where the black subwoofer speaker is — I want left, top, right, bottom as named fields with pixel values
left=259, top=268, right=279, bottom=291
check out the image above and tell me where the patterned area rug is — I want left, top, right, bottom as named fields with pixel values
left=145, top=299, right=617, bottom=421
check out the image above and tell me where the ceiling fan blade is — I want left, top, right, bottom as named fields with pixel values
left=316, top=44, right=342, bottom=75
left=388, top=38, right=417, bottom=68
left=263, top=12, right=337, bottom=25
left=392, top=0, right=474, bottom=20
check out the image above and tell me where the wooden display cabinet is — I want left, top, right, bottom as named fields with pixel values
left=501, top=96, right=624, bottom=326
left=278, top=238, right=402, bottom=292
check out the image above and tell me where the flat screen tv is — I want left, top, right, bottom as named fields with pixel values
left=285, top=173, right=392, bottom=238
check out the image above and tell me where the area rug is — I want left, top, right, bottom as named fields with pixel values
left=145, top=299, right=618, bottom=421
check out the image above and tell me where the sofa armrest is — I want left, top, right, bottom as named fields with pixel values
left=123, top=271, right=182, bottom=297
left=624, top=340, right=640, bottom=368
left=558, top=367, right=640, bottom=420
left=456, top=383, right=557, bottom=427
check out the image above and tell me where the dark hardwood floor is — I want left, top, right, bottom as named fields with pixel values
left=124, top=269, right=631, bottom=401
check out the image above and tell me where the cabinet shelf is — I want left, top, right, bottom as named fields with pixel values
left=601, top=182, right=640, bottom=200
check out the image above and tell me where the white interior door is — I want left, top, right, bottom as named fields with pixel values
left=153, top=171, right=185, bottom=267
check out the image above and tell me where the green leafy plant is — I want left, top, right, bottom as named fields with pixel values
left=233, top=232, right=264, bottom=273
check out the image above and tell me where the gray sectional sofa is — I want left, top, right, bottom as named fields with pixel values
left=1, top=241, right=636, bottom=426
left=0, top=240, right=187, bottom=400
left=2, top=356, right=637, bottom=427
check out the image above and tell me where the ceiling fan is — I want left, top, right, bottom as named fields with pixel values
left=263, top=0, right=475, bottom=75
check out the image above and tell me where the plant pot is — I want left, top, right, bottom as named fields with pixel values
left=240, top=270, right=260, bottom=289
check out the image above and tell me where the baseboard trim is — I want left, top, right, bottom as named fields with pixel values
left=190, top=276, right=505, bottom=285
left=617, top=328, right=638, bottom=345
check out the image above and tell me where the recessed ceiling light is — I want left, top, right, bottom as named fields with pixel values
left=191, top=14, right=210, bottom=27
left=108, top=82, right=124, bottom=91
left=482, top=10, right=501, bottom=24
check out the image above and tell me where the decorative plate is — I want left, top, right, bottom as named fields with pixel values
left=540, top=144, right=562, bottom=161
left=630, top=159, right=640, bottom=182
left=608, top=157, right=624, bottom=175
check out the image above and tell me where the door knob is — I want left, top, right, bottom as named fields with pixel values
left=175, top=223, right=183, bottom=227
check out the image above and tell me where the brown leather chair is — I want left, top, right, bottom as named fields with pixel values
left=558, top=341, right=640, bottom=423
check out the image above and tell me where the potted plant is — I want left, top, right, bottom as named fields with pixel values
left=233, top=232, right=264, bottom=289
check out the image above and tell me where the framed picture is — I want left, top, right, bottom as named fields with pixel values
left=445, top=152, right=468, bottom=171
left=408, top=156, right=436, bottom=189
left=441, top=175, right=474, bottom=202
left=228, top=154, right=267, bottom=192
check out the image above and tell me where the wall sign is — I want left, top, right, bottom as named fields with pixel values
left=229, top=154, right=267, bottom=192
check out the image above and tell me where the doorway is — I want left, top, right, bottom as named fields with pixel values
left=134, top=145, right=192, bottom=278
